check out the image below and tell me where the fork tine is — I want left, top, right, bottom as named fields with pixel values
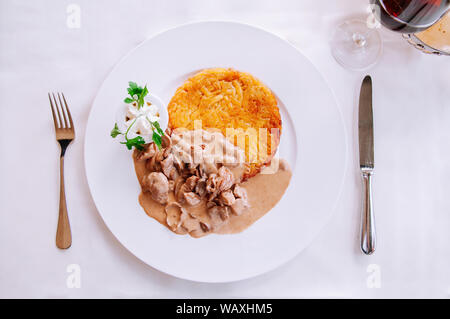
left=57, top=93, right=69, bottom=128
left=61, top=93, right=74, bottom=129
left=48, top=93, right=59, bottom=129
left=52, top=93, right=64, bottom=128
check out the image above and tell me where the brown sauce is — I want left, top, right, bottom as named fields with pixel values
left=133, top=154, right=292, bottom=237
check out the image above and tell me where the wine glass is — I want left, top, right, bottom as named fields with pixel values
left=331, top=0, right=450, bottom=69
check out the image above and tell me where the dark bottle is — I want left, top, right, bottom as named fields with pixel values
left=371, top=0, right=450, bottom=33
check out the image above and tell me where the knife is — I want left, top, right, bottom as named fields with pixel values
left=359, top=75, right=376, bottom=255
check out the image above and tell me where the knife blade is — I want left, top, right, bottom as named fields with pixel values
left=358, top=75, right=376, bottom=255
left=359, top=75, right=374, bottom=169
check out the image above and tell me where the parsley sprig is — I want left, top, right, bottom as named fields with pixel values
left=110, top=82, right=165, bottom=151
left=149, top=119, right=164, bottom=149
left=110, top=122, right=146, bottom=150
left=124, top=81, right=149, bottom=109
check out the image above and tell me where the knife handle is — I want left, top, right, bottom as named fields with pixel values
left=361, top=169, right=376, bottom=255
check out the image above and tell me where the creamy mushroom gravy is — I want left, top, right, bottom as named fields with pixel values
left=133, top=129, right=292, bottom=238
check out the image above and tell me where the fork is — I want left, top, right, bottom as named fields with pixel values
left=48, top=93, right=75, bottom=249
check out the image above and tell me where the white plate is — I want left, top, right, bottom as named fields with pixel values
left=85, top=21, right=347, bottom=283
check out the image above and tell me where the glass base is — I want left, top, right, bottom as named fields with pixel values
left=330, top=20, right=383, bottom=71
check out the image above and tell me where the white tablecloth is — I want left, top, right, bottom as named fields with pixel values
left=1, top=0, right=449, bottom=298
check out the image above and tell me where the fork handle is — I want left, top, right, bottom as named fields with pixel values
left=56, top=155, right=72, bottom=249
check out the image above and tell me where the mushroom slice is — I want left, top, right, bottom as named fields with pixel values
left=173, top=156, right=184, bottom=174
left=146, top=154, right=158, bottom=172
left=195, top=179, right=207, bottom=198
left=218, top=189, right=235, bottom=206
left=161, top=154, right=174, bottom=178
left=187, top=162, right=198, bottom=175
left=136, top=143, right=157, bottom=161
left=176, top=183, right=192, bottom=203
left=155, top=149, right=165, bottom=163
left=207, top=191, right=219, bottom=203
left=185, top=175, right=199, bottom=191
left=169, top=167, right=180, bottom=181
left=233, top=185, right=248, bottom=201
left=208, top=206, right=230, bottom=230
left=180, top=215, right=200, bottom=233
left=182, top=221, right=210, bottom=237
left=196, top=165, right=207, bottom=179
left=174, top=176, right=185, bottom=198
left=165, top=202, right=186, bottom=231
left=230, top=198, right=249, bottom=216
left=206, top=174, right=218, bottom=193
left=183, top=192, right=201, bottom=206
left=163, top=146, right=172, bottom=158
left=162, top=134, right=172, bottom=149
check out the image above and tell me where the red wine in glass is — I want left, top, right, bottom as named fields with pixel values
left=371, top=0, right=450, bottom=33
